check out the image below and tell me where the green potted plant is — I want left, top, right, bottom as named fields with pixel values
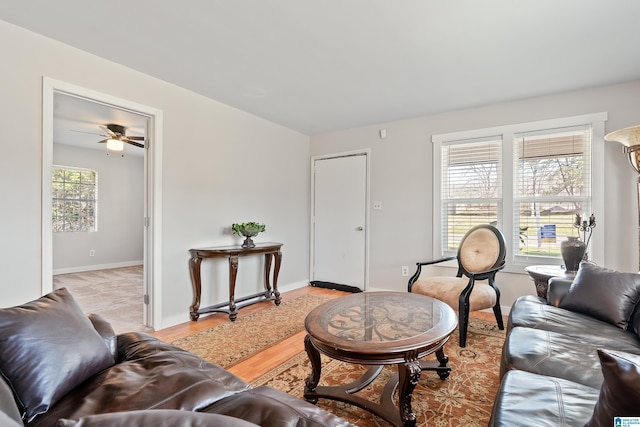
left=231, top=222, right=266, bottom=248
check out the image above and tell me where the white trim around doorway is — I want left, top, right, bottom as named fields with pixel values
left=41, top=77, right=163, bottom=329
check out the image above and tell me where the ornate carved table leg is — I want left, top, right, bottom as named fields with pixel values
left=435, top=347, right=450, bottom=380
left=303, top=335, right=322, bottom=404
left=272, top=249, right=282, bottom=305
left=263, top=253, right=273, bottom=298
left=398, top=350, right=420, bottom=427
left=228, top=255, right=239, bottom=321
left=188, top=254, right=203, bottom=321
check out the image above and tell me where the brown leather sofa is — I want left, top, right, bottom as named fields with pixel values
left=0, top=288, right=355, bottom=427
left=489, top=262, right=640, bottom=426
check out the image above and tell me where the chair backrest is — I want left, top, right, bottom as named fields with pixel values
left=457, top=224, right=506, bottom=276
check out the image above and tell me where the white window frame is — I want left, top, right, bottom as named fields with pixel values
left=432, top=112, right=607, bottom=273
left=52, top=165, right=98, bottom=233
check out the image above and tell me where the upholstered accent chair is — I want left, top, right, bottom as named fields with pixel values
left=408, top=224, right=506, bottom=347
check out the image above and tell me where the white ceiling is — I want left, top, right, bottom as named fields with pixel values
left=53, top=93, right=148, bottom=157
left=2, top=1, right=640, bottom=135
left=53, top=93, right=149, bottom=156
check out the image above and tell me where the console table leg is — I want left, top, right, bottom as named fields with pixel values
left=188, top=255, right=203, bottom=321
left=273, top=250, right=282, bottom=305
left=228, top=255, right=239, bottom=321
left=263, top=253, right=273, bottom=298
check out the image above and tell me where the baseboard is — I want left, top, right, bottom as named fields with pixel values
left=53, top=260, right=143, bottom=276
left=277, top=280, right=309, bottom=294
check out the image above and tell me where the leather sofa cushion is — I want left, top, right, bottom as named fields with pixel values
left=56, top=410, right=260, bottom=427
left=500, top=327, right=604, bottom=388
left=488, top=370, right=598, bottom=427
left=0, top=288, right=115, bottom=423
left=27, top=332, right=251, bottom=427
left=559, top=262, right=640, bottom=329
left=585, top=350, right=640, bottom=427
left=203, top=385, right=357, bottom=427
left=507, top=296, right=640, bottom=352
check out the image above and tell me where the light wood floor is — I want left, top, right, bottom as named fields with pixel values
left=54, top=266, right=148, bottom=334
left=152, top=286, right=347, bottom=382
left=152, top=286, right=501, bottom=383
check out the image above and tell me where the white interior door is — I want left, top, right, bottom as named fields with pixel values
left=312, top=153, right=368, bottom=290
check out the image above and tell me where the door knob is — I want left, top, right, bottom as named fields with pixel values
left=356, top=226, right=364, bottom=231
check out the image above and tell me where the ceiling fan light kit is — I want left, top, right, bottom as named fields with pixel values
left=106, top=138, right=124, bottom=151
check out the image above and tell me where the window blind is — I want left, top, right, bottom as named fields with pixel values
left=441, top=135, right=502, bottom=254
left=513, top=125, right=591, bottom=260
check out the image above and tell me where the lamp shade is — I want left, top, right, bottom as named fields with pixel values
left=106, top=138, right=124, bottom=151
left=604, top=125, right=640, bottom=147
left=605, top=125, right=640, bottom=174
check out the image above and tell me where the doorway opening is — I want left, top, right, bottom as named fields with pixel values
left=42, top=78, right=164, bottom=330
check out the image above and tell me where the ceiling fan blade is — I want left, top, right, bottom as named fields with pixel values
left=69, top=129, right=106, bottom=136
left=97, top=138, right=110, bottom=144
left=125, top=140, right=145, bottom=148
left=126, top=136, right=145, bottom=141
left=98, top=124, right=118, bottom=137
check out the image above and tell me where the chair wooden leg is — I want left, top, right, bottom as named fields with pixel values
left=489, top=278, right=504, bottom=330
left=492, top=304, right=504, bottom=330
left=458, top=290, right=472, bottom=348
left=458, top=305, right=470, bottom=347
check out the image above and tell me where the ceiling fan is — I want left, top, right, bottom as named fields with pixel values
left=97, top=124, right=145, bottom=149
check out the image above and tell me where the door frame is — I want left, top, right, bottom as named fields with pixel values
left=310, top=149, right=370, bottom=290
left=41, top=77, right=164, bottom=329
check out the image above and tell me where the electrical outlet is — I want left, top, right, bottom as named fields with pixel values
left=89, top=250, right=95, bottom=257
left=401, top=265, right=409, bottom=277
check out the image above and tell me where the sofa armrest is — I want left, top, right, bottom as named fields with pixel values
left=115, top=332, right=169, bottom=363
left=546, top=277, right=573, bottom=307
left=87, top=313, right=117, bottom=359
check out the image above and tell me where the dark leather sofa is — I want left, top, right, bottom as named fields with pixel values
left=0, top=288, right=354, bottom=427
left=489, top=262, right=640, bottom=426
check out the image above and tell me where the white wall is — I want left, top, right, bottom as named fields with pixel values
left=0, top=20, right=311, bottom=329
left=52, top=143, right=144, bottom=273
left=310, top=80, right=640, bottom=308
left=2, top=16, right=638, bottom=325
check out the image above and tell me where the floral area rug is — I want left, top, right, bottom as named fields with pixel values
left=251, top=318, right=506, bottom=427
left=171, top=294, right=328, bottom=368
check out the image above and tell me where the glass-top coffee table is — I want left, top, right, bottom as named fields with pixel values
left=303, top=291, right=458, bottom=427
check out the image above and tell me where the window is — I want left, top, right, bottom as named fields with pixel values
left=52, top=166, right=97, bottom=232
left=515, top=126, right=591, bottom=258
left=433, top=113, right=606, bottom=269
left=440, top=135, right=502, bottom=251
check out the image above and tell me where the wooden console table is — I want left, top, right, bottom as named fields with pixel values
left=189, top=242, right=282, bottom=321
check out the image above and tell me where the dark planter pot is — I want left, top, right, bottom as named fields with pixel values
left=561, top=237, right=586, bottom=273
left=241, top=233, right=258, bottom=248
